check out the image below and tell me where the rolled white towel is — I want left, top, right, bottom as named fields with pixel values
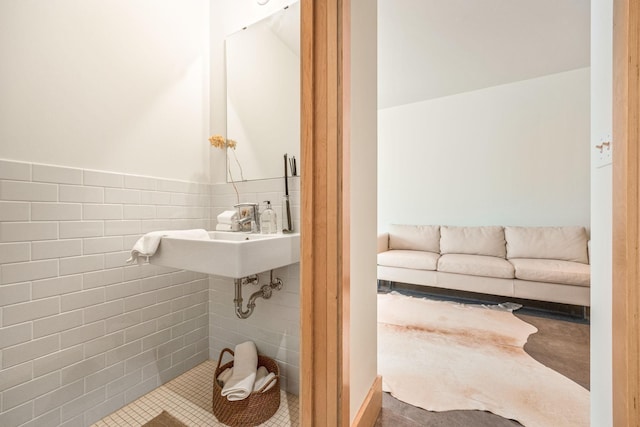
left=126, top=229, right=210, bottom=264
left=217, top=210, right=238, bottom=225
left=217, top=367, right=233, bottom=387
left=218, top=366, right=276, bottom=393
left=221, top=341, right=258, bottom=401
left=253, top=366, right=276, bottom=392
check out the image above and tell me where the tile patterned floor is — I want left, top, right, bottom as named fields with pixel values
left=92, top=360, right=299, bottom=427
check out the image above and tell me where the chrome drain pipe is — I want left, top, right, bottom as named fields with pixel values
left=234, top=270, right=283, bottom=319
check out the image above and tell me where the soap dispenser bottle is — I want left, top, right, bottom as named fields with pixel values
left=260, top=201, right=277, bottom=234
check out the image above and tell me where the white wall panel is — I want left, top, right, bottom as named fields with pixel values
left=379, top=68, right=590, bottom=230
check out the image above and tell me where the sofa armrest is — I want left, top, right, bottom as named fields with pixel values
left=377, top=233, right=390, bottom=254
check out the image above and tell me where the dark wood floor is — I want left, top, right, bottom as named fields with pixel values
left=374, top=292, right=590, bottom=427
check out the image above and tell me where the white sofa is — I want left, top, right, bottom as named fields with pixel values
left=377, top=225, right=590, bottom=307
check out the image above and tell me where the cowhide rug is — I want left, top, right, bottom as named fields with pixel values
left=378, top=292, right=589, bottom=427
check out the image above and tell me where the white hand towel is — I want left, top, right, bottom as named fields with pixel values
left=221, top=341, right=258, bottom=401
left=253, top=366, right=276, bottom=392
left=126, top=229, right=210, bottom=265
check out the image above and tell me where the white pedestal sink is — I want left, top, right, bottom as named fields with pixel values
left=149, top=231, right=300, bottom=278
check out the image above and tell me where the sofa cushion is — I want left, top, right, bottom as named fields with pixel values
left=388, top=224, right=440, bottom=253
left=437, top=254, right=515, bottom=279
left=378, top=250, right=440, bottom=271
left=510, top=258, right=590, bottom=287
left=440, top=226, right=506, bottom=258
left=505, top=226, right=589, bottom=264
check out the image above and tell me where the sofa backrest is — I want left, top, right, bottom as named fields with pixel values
left=388, top=224, right=440, bottom=253
left=505, top=226, right=589, bottom=264
left=440, top=226, right=506, bottom=258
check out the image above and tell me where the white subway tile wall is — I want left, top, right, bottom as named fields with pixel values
left=0, top=160, right=210, bottom=427
left=0, top=160, right=302, bottom=426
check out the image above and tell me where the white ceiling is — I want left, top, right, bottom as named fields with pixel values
left=378, top=0, right=590, bottom=109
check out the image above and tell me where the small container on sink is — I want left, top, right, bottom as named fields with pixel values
left=260, top=201, right=277, bottom=234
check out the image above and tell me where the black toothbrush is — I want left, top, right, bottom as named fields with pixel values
left=283, top=154, right=293, bottom=232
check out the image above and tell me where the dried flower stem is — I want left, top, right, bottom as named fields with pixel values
left=210, top=135, right=240, bottom=204
left=226, top=152, right=240, bottom=205
left=229, top=147, right=245, bottom=182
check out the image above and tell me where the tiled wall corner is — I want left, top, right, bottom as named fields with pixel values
left=209, top=178, right=301, bottom=396
left=0, top=159, right=211, bottom=427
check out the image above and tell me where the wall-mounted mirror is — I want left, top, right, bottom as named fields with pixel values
left=225, top=1, right=300, bottom=182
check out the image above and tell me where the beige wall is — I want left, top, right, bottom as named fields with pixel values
left=378, top=68, right=591, bottom=230
left=590, top=0, right=613, bottom=423
left=350, top=0, right=379, bottom=422
left=0, top=0, right=210, bottom=183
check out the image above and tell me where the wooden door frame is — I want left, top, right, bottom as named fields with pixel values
left=300, top=0, right=351, bottom=426
left=613, top=0, right=640, bottom=425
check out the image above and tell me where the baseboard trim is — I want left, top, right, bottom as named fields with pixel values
left=351, top=375, right=383, bottom=427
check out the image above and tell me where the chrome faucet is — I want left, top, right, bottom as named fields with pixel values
left=233, top=202, right=260, bottom=233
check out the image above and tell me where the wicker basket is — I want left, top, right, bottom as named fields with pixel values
left=212, top=348, right=280, bottom=427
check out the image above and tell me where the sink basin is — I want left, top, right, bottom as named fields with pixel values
left=149, top=231, right=300, bottom=278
